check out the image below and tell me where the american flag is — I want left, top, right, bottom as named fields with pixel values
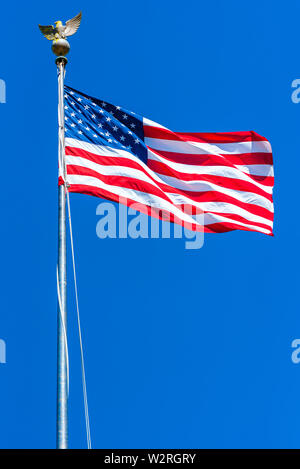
left=63, top=86, right=274, bottom=235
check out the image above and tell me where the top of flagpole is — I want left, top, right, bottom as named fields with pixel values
left=38, top=11, right=82, bottom=64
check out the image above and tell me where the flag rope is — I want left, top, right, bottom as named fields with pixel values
left=56, top=265, right=70, bottom=396
left=66, top=188, right=92, bottom=450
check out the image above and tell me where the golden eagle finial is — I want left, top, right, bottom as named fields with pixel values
left=39, top=12, right=82, bottom=57
left=39, top=12, right=82, bottom=40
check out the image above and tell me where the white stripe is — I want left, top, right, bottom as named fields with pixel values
left=66, top=137, right=136, bottom=159
left=147, top=149, right=273, bottom=194
left=236, top=164, right=274, bottom=177
left=145, top=137, right=272, bottom=155
left=143, top=117, right=168, bottom=129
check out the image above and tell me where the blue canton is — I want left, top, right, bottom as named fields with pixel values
left=64, top=86, right=147, bottom=164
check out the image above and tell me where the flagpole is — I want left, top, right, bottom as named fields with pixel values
left=56, top=56, right=68, bottom=449
left=39, top=14, right=82, bottom=449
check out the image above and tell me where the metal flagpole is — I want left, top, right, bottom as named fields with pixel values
left=38, top=13, right=82, bottom=449
left=56, top=56, right=68, bottom=449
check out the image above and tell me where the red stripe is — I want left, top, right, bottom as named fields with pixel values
left=66, top=145, right=147, bottom=171
left=147, top=148, right=273, bottom=166
left=203, top=222, right=273, bottom=235
left=177, top=130, right=269, bottom=143
left=143, top=126, right=268, bottom=143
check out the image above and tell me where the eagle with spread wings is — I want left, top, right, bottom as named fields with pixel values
left=39, top=12, right=82, bottom=40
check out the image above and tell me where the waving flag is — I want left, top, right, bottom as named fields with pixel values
left=63, top=86, right=274, bottom=235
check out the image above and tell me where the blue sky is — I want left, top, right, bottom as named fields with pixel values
left=0, top=0, right=299, bottom=449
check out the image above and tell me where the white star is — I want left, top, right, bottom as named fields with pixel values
left=70, top=91, right=74, bottom=95
left=65, top=116, right=68, bottom=121
left=71, top=101, right=75, bottom=106
left=120, top=136, right=125, bottom=141
left=122, top=114, right=128, bottom=120
left=105, top=132, right=110, bottom=137
left=128, top=131, right=133, bottom=135
left=116, top=106, right=121, bottom=110
left=99, top=109, right=104, bottom=114
left=77, top=98, right=82, bottom=102
left=127, top=145, right=132, bottom=150
left=112, top=126, right=118, bottom=131
left=108, top=138, right=112, bottom=143
left=71, top=112, right=75, bottom=117
left=98, top=123, right=103, bottom=128
left=71, top=123, right=76, bottom=127
left=64, top=94, right=68, bottom=98
left=134, top=138, right=140, bottom=144
left=84, top=105, right=89, bottom=110
left=106, top=117, right=111, bottom=122
left=85, top=127, right=90, bottom=131
left=91, top=114, right=96, bottom=119
left=93, top=134, right=98, bottom=138
left=64, top=106, right=69, bottom=110
left=130, top=123, right=136, bottom=129
left=78, top=119, right=83, bottom=124
left=110, top=111, right=114, bottom=116
left=101, top=102, right=107, bottom=107
left=78, top=130, right=83, bottom=134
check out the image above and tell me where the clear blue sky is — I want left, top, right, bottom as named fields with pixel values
left=0, top=0, right=299, bottom=449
